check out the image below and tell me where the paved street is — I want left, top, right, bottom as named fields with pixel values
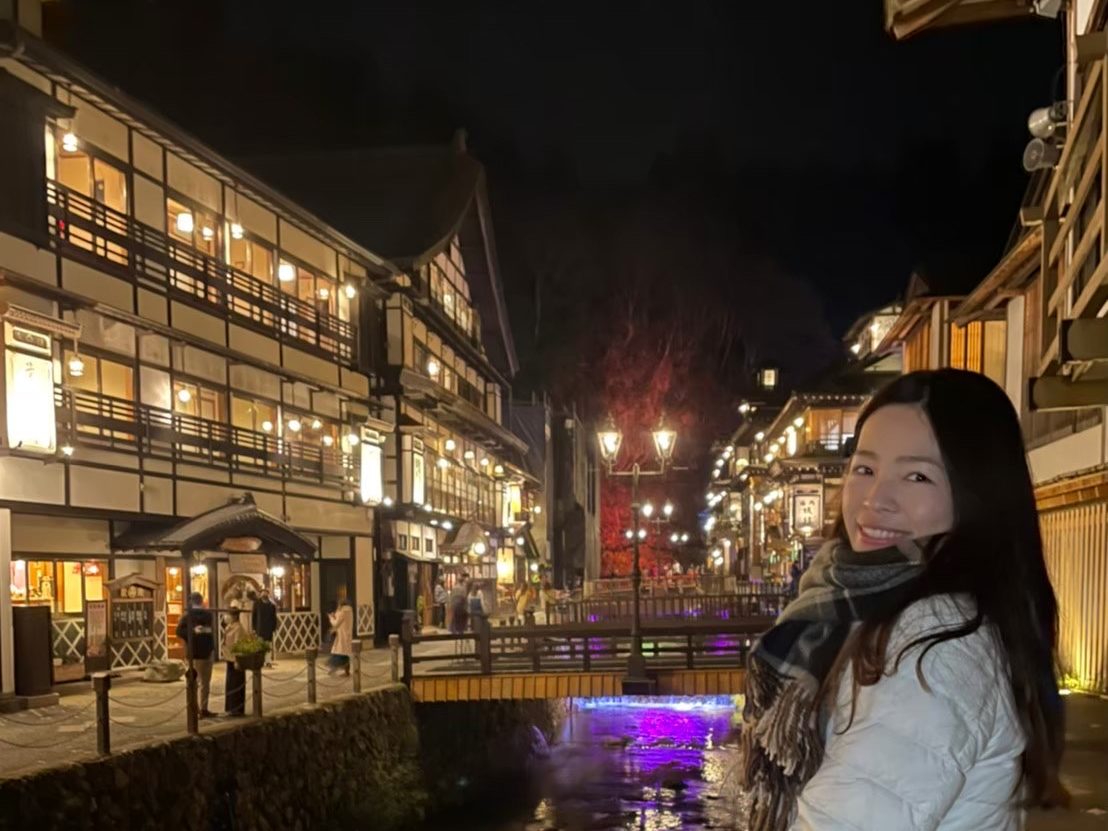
left=1028, top=692, right=1108, bottom=831
left=0, top=640, right=458, bottom=779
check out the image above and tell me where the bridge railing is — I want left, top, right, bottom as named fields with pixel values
left=547, top=592, right=789, bottom=625
left=399, top=618, right=774, bottom=684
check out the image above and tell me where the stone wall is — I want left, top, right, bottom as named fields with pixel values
left=0, top=686, right=428, bottom=831
left=416, top=699, right=564, bottom=815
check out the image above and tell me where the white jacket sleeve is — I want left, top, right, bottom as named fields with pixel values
left=792, top=602, right=999, bottom=831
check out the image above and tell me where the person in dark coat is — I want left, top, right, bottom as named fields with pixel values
left=251, top=588, right=279, bottom=667
left=175, top=592, right=215, bottom=718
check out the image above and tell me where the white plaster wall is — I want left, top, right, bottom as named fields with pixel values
left=1028, top=425, right=1105, bottom=484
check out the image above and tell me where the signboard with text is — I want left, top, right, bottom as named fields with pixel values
left=4, top=323, right=57, bottom=454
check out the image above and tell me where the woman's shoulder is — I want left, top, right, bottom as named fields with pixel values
left=884, top=594, right=1011, bottom=715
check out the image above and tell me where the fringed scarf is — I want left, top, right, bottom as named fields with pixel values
left=740, top=537, right=928, bottom=831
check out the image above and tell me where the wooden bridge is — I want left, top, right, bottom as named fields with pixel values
left=399, top=616, right=776, bottom=702
left=547, top=591, right=788, bottom=626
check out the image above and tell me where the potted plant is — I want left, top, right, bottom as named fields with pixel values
left=231, top=632, right=269, bottom=672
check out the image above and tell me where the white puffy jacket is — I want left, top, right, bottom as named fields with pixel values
left=791, top=594, right=1026, bottom=830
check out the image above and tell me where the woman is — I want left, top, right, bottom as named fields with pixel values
left=327, top=593, right=353, bottom=676
left=741, top=369, right=1064, bottom=830
left=222, top=593, right=246, bottom=716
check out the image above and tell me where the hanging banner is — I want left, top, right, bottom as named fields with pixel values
left=412, top=438, right=426, bottom=506
left=360, top=429, right=384, bottom=505
left=793, top=489, right=823, bottom=533
left=4, top=323, right=57, bottom=455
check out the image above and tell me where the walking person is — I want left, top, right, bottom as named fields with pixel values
left=433, top=577, right=448, bottom=630
left=175, top=592, right=215, bottom=718
left=467, top=582, right=486, bottom=631
left=740, top=370, right=1065, bottom=830
left=251, top=588, right=278, bottom=667
left=327, top=592, right=354, bottom=676
left=222, top=593, right=246, bottom=717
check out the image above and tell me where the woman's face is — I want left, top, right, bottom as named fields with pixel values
left=842, top=403, right=955, bottom=552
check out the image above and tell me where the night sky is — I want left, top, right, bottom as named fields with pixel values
left=48, top=0, right=1062, bottom=381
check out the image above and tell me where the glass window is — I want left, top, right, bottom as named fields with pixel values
left=231, top=395, right=278, bottom=435
left=228, top=235, right=274, bottom=284
left=270, top=562, right=310, bottom=612
left=9, top=559, right=105, bottom=615
left=49, top=133, right=129, bottom=264
left=65, top=351, right=134, bottom=400
left=173, top=379, right=226, bottom=423
left=167, top=198, right=218, bottom=257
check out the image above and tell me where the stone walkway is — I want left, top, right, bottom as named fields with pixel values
left=0, top=639, right=459, bottom=779
left=1028, top=692, right=1108, bottom=831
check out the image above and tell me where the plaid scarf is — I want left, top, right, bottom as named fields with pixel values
left=740, top=536, right=927, bottom=831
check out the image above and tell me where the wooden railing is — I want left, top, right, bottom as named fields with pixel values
left=46, top=181, right=356, bottom=363
left=548, top=592, right=789, bottom=625
left=400, top=617, right=771, bottom=683
left=57, top=387, right=357, bottom=488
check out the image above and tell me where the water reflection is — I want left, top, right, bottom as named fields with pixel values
left=492, top=696, right=748, bottom=831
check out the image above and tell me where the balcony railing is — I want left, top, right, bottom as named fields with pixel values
left=46, top=181, right=356, bottom=364
left=56, top=387, right=357, bottom=489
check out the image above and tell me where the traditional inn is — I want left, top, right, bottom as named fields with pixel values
left=242, top=136, right=544, bottom=636
left=883, top=0, right=1108, bottom=693
left=0, top=8, right=402, bottom=702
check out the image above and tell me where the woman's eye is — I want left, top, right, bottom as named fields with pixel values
left=907, top=472, right=932, bottom=483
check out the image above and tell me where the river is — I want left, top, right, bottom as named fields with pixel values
left=442, top=696, right=750, bottom=831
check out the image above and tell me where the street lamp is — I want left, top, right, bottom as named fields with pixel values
left=595, top=413, right=678, bottom=693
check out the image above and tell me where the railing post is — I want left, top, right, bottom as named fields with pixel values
left=388, top=634, right=400, bottom=683
left=306, top=648, right=318, bottom=704
left=251, top=666, right=263, bottom=718
left=583, top=637, right=591, bottom=671
left=476, top=614, right=492, bottom=675
left=400, top=615, right=414, bottom=686
left=185, top=663, right=199, bottom=735
left=351, top=639, right=362, bottom=694
left=529, top=633, right=541, bottom=673
left=92, top=672, right=111, bottom=756
left=687, top=634, right=695, bottom=669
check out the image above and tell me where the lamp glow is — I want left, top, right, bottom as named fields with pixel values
left=278, top=262, right=296, bottom=282
left=67, top=356, right=85, bottom=378
left=311, top=418, right=322, bottom=430
left=176, top=387, right=192, bottom=404
left=61, top=132, right=79, bottom=152
left=663, top=501, right=674, bottom=518
left=755, top=431, right=765, bottom=441
left=493, top=464, right=504, bottom=475
left=344, top=283, right=357, bottom=299
left=346, top=432, right=360, bottom=447
left=175, top=212, right=195, bottom=234
left=596, top=415, right=623, bottom=463
left=322, top=434, right=334, bottom=447
left=793, top=416, right=805, bottom=428
left=473, top=541, right=487, bottom=555
left=61, top=443, right=75, bottom=457
left=262, top=420, right=274, bottom=432
left=445, top=439, right=457, bottom=452
left=437, top=457, right=449, bottom=470
left=641, top=501, right=654, bottom=518
left=201, top=226, right=215, bottom=241
left=426, top=358, right=441, bottom=377
left=230, top=222, right=244, bottom=240
left=651, top=418, right=677, bottom=463
left=287, top=418, right=302, bottom=433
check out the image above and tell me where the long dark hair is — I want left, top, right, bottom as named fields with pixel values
left=825, top=369, right=1062, bottom=805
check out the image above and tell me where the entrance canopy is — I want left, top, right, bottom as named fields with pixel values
left=112, top=493, right=316, bottom=559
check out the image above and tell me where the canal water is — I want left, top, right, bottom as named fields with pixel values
left=443, top=696, right=749, bottom=831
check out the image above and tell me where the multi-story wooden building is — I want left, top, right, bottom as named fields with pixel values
left=243, top=136, right=542, bottom=633
left=0, top=7, right=397, bottom=699
left=882, top=0, right=1108, bottom=693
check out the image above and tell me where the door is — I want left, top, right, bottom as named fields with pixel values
left=319, top=560, right=351, bottom=649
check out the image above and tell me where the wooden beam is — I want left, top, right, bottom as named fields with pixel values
left=1061, top=318, right=1108, bottom=362
left=1029, top=375, right=1108, bottom=411
left=1078, top=31, right=1108, bottom=66
left=887, top=0, right=1032, bottom=39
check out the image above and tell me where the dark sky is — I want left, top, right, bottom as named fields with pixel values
left=49, top=0, right=1062, bottom=336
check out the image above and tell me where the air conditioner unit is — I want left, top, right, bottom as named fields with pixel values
left=1034, top=0, right=1063, bottom=18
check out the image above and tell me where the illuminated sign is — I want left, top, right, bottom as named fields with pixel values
left=411, top=437, right=425, bottom=506
left=360, top=429, right=384, bottom=505
left=5, top=324, right=57, bottom=454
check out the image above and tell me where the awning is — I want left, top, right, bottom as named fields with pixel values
left=112, top=492, right=317, bottom=559
left=393, top=549, right=440, bottom=564
left=440, top=520, right=487, bottom=552
left=885, top=0, right=1033, bottom=39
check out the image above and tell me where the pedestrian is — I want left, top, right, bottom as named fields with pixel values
left=327, top=592, right=353, bottom=676
left=467, top=581, right=486, bottom=630
left=175, top=592, right=215, bottom=718
left=433, top=576, right=449, bottom=629
left=222, top=593, right=246, bottom=717
left=740, top=370, right=1065, bottom=830
left=514, top=581, right=531, bottom=621
left=251, top=588, right=278, bottom=667
left=449, top=575, right=469, bottom=636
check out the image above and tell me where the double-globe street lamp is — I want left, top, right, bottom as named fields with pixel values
left=596, top=415, right=677, bottom=693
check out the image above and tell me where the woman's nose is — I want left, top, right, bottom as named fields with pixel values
left=862, top=478, right=898, bottom=512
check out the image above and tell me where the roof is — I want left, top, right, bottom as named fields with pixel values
left=954, top=224, right=1042, bottom=323
left=240, top=134, right=519, bottom=376
left=112, top=493, right=316, bottom=559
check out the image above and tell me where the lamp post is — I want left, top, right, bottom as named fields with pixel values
left=596, top=414, right=677, bottom=693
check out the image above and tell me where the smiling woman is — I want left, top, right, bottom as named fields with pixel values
left=740, top=369, right=1065, bottom=831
